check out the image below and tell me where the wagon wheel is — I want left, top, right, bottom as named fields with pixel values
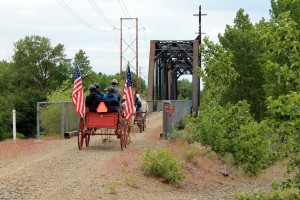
left=78, top=118, right=85, bottom=150
left=143, top=114, right=147, bottom=130
left=85, top=129, right=91, bottom=147
left=119, top=119, right=128, bottom=150
left=119, top=121, right=124, bottom=150
left=139, top=116, right=143, bottom=133
left=123, top=121, right=129, bottom=148
left=142, top=115, right=145, bottom=131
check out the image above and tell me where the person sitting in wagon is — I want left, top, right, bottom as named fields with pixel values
left=103, top=86, right=119, bottom=113
left=85, top=85, right=102, bottom=112
left=93, top=83, right=104, bottom=99
left=135, top=94, right=142, bottom=113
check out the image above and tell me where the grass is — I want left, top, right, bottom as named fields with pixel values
left=108, top=182, right=117, bottom=195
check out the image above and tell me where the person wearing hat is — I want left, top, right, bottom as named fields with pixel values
left=110, top=79, right=122, bottom=102
left=135, top=94, right=142, bottom=113
left=103, top=86, right=119, bottom=112
left=93, top=83, right=104, bottom=99
left=85, top=85, right=102, bottom=112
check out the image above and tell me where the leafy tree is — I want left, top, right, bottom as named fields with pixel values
left=73, top=49, right=92, bottom=77
left=261, top=12, right=300, bottom=98
left=13, top=35, right=70, bottom=94
left=11, top=35, right=70, bottom=136
left=0, top=61, right=15, bottom=139
left=177, top=78, right=192, bottom=100
left=199, top=37, right=238, bottom=106
left=218, top=9, right=266, bottom=121
left=271, top=0, right=300, bottom=30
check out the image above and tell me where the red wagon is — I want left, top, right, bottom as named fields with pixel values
left=78, top=101, right=129, bottom=150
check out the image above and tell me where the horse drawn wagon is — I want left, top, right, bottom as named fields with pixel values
left=77, top=101, right=129, bottom=150
left=133, top=98, right=149, bottom=133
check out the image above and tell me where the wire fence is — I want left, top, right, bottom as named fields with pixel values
left=36, top=100, right=192, bottom=139
left=36, top=101, right=79, bottom=139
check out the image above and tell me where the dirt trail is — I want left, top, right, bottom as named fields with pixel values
left=0, top=112, right=286, bottom=200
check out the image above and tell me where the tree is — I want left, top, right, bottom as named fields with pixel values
left=261, top=12, right=300, bottom=97
left=218, top=9, right=266, bottom=121
left=0, top=61, right=15, bottom=139
left=177, top=78, right=192, bottom=100
left=11, top=35, right=70, bottom=136
left=13, top=35, right=70, bottom=94
left=270, top=0, right=300, bottom=30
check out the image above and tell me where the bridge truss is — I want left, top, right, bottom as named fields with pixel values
left=147, top=40, right=200, bottom=113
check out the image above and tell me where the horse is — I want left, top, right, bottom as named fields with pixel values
left=134, top=93, right=149, bottom=120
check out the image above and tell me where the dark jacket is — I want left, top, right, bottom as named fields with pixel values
left=103, top=93, right=119, bottom=112
left=135, top=98, right=142, bottom=112
left=85, top=93, right=102, bottom=112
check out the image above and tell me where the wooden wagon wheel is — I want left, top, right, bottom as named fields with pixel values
left=143, top=113, right=146, bottom=130
left=123, top=121, right=129, bottom=148
left=78, top=118, right=85, bottom=150
left=119, top=119, right=129, bottom=150
left=85, top=129, right=91, bottom=147
left=139, top=114, right=143, bottom=133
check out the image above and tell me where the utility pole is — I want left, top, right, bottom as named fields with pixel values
left=193, top=5, right=206, bottom=115
left=120, top=18, right=139, bottom=90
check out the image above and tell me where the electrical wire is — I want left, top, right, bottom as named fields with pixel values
left=57, top=0, right=112, bottom=32
left=89, top=0, right=115, bottom=29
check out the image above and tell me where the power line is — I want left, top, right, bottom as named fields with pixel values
left=117, top=0, right=134, bottom=28
left=57, top=0, right=112, bottom=32
left=121, top=0, right=132, bottom=20
left=117, top=0, right=128, bottom=18
left=89, top=0, right=115, bottom=29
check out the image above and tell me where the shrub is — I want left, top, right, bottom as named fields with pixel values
left=141, top=147, right=186, bottom=183
left=0, top=132, right=25, bottom=141
left=187, top=101, right=275, bottom=175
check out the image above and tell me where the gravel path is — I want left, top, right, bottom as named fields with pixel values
left=0, top=112, right=286, bottom=200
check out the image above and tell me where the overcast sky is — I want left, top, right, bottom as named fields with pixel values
left=0, top=0, right=271, bottom=81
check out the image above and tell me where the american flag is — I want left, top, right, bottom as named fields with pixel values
left=72, top=65, right=85, bottom=118
left=123, top=65, right=135, bottom=120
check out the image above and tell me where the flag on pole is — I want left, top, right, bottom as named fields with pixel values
left=123, top=65, right=135, bottom=120
left=72, top=65, right=85, bottom=118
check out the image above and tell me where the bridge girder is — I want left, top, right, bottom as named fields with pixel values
left=147, top=40, right=200, bottom=113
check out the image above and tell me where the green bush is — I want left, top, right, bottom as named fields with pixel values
left=0, top=132, right=25, bottom=141
left=141, top=147, right=187, bottom=183
left=187, top=101, right=275, bottom=175
left=232, top=122, right=270, bottom=175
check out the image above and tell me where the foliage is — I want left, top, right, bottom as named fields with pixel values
left=141, top=147, right=186, bottom=183
left=40, top=80, right=77, bottom=135
left=199, top=37, right=238, bottom=106
left=13, top=35, right=71, bottom=93
left=177, top=78, right=192, bottom=100
left=8, top=35, right=71, bottom=136
left=261, top=12, right=300, bottom=98
left=218, top=9, right=267, bottom=121
left=188, top=101, right=273, bottom=175
left=0, top=61, right=14, bottom=139
left=271, top=0, right=300, bottom=30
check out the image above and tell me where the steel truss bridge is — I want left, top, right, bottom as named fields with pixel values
left=147, top=40, right=200, bottom=113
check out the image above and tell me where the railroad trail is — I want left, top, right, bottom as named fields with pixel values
left=0, top=112, right=165, bottom=200
left=0, top=111, right=286, bottom=200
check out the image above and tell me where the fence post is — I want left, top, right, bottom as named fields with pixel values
left=36, top=102, right=40, bottom=139
left=61, top=102, right=64, bottom=138
left=13, top=109, right=16, bottom=141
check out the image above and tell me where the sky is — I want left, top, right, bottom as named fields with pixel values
left=0, top=0, right=271, bottom=83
